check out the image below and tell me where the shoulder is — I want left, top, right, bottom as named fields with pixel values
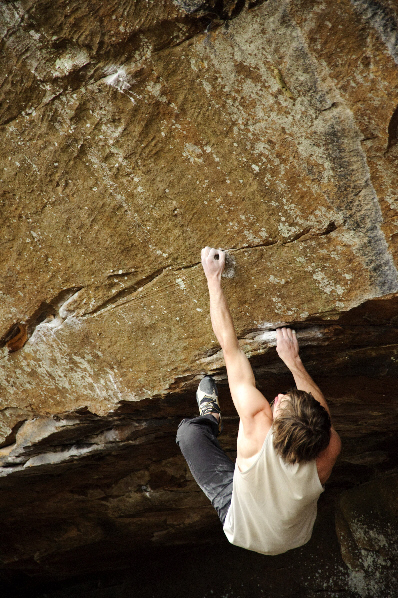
left=237, top=409, right=273, bottom=471
left=316, top=428, right=341, bottom=485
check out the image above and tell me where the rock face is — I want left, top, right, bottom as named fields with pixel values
left=336, top=473, right=398, bottom=598
left=1, top=0, right=398, bottom=592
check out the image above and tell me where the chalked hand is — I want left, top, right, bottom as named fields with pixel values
left=201, top=247, right=225, bottom=281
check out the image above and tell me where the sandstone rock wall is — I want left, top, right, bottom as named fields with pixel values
left=1, top=0, right=398, bottom=590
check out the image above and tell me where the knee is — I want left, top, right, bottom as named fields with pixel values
left=176, top=419, right=200, bottom=449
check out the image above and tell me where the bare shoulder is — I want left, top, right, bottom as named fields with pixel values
left=231, top=382, right=273, bottom=420
left=316, top=428, right=342, bottom=485
left=237, top=408, right=273, bottom=471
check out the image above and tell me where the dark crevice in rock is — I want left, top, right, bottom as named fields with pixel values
left=284, top=227, right=313, bottom=243
left=219, top=221, right=339, bottom=254
left=319, top=101, right=339, bottom=112
left=228, top=239, right=278, bottom=252
left=3, top=323, right=28, bottom=353
left=352, top=186, right=366, bottom=198
left=0, top=419, right=27, bottom=450
left=89, top=267, right=168, bottom=315
left=319, top=221, right=338, bottom=235
left=175, top=260, right=202, bottom=271
left=173, top=0, right=267, bottom=20
left=282, top=221, right=340, bottom=244
left=0, top=113, right=24, bottom=128
left=386, top=103, right=398, bottom=152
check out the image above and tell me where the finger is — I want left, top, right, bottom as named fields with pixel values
left=208, top=247, right=217, bottom=260
left=202, top=247, right=211, bottom=264
left=201, top=247, right=207, bottom=264
left=292, top=329, right=299, bottom=348
left=218, top=249, right=225, bottom=268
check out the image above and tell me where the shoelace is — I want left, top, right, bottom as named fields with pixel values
left=199, top=398, right=221, bottom=416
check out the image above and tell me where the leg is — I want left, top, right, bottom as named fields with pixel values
left=176, top=415, right=234, bottom=524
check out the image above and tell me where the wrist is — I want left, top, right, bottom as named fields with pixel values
left=285, top=355, right=303, bottom=372
left=207, top=276, right=222, bottom=290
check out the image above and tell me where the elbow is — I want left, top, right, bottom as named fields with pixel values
left=221, top=338, right=240, bottom=356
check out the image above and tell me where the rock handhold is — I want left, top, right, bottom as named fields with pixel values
left=5, top=324, right=28, bottom=353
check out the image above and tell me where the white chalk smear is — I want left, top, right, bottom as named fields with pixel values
left=175, top=278, right=185, bottom=290
left=103, top=67, right=137, bottom=104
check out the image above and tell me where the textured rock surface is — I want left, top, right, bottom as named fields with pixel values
left=1, top=0, right=398, bottom=593
left=336, top=473, right=398, bottom=598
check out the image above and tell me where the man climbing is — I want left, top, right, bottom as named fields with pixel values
left=176, top=246, right=341, bottom=555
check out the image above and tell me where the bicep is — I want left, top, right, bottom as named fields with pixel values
left=224, top=347, right=272, bottom=420
left=224, top=346, right=255, bottom=388
left=322, top=428, right=341, bottom=463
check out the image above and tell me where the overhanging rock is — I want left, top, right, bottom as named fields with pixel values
left=1, top=0, right=398, bottom=590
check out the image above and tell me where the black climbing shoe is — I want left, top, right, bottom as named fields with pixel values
left=196, top=375, right=223, bottom=434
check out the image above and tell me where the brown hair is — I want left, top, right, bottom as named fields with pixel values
left=272, top=389, right=331, bottom=465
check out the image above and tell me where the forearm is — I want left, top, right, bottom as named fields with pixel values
left=207, top=279, right=239, bottom=353
left=287, top=357, right=330, bottom=414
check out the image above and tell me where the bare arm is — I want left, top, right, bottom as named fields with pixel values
left=276, top=327, right=341, bottom=476
left=276, top=327, right=330, bottom=412
left=202, top=247, right=240, bottom=356
left=201, top=247, right=272, bottom=422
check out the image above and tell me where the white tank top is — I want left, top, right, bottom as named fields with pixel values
left=223, top=427, right=324, bottom=555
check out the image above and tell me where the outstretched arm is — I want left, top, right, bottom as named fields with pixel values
left=201, top=247, right=240, bottom=356
left=276, top=327, right=330, bottom=413
left=276, top=327, right=341, bottom=474
left=201, top=247, right=272, bottom=424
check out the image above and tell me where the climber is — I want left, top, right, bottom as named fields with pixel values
left=176, top=246, right=341, bottom=555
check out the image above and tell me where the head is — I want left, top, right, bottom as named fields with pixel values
left=272, top=389, right=331, bottom=465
